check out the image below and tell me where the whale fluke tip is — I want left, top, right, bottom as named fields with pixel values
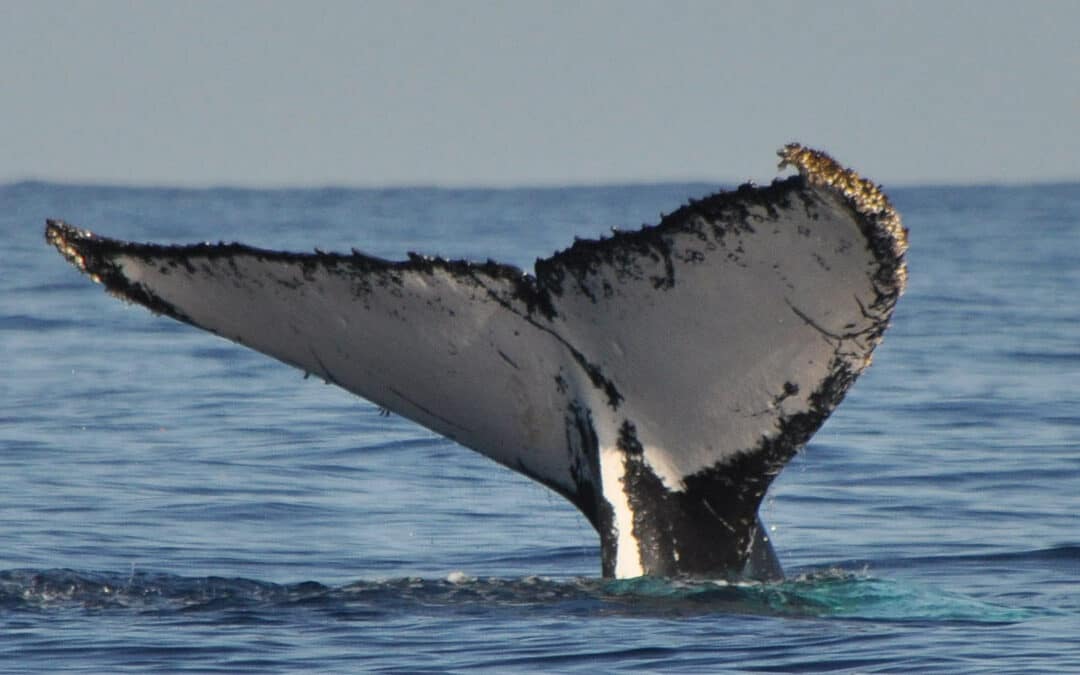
left=779, top=144, right=908, bottom=294
left=46, top=219, right=98, bottom=280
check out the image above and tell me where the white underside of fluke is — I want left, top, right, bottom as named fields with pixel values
left=600, top=446, right=645, bottom=579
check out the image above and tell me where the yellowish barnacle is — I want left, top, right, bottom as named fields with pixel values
left=61, top=243, right=87, bottom=271
left=46, top=222, right=104, bottom=282
left=778, top=143, right=888, bottom=216
left=778, top=143, right=908, bottom=293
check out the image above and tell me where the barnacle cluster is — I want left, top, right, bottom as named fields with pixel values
left=778, top=144, right=908, bottom=292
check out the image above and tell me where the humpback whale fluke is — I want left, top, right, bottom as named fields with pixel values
left=45, top=145, right=907, bottom=581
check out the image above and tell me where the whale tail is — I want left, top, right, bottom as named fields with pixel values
left=46, top=145, right=906, bottom=580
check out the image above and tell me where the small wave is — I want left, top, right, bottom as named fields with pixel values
left=1006, top=350, right=1080, bottom=365
left=848, top=544, right=1080, bottom=571
left=0, top=567, right=1028, bottom=623
left=0, top=314, right=82, bottom=331
left=966, top=544, right=1080, bottom=563
left=0, top=569, right=329, bottom=612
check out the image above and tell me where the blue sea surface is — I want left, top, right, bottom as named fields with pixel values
left=2, top=179, right=1078, bottom=672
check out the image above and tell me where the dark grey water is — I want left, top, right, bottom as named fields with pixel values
left=2, top=180, right=1078, bottom=672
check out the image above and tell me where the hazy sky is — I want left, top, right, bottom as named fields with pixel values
left=3, top=1, right=1078, bottom=187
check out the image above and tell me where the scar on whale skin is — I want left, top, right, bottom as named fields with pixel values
left=45, top=144, right=907, bottom=581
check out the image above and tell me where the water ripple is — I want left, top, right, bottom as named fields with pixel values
left=0, top=567, right=1032, bottom=624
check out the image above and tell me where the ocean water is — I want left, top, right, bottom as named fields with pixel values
left=2, top=179, right=1078, bottom=672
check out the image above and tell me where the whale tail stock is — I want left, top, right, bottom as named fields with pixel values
left=45, top=145, right=907, bottom=581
